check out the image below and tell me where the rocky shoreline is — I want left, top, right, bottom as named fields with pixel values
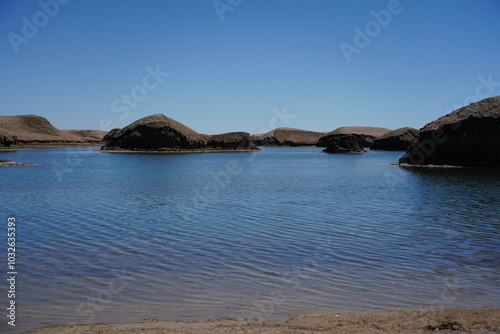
left=0, top=158, right=31, bottom=166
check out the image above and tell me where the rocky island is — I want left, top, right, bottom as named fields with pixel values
left=399, top=96, right=500, bottom=167
left=101, top=113, right=257, bottom=152
left=323, top=134, right=368, bottom=153
left=318, top=126, right=392, bottom=153
left=250, top=127, right=326, bottom=146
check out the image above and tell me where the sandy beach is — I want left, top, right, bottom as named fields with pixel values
left=24, top=308, right=500, bottom=334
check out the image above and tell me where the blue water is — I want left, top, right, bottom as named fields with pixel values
left=1, top=147, right=499, bottom=333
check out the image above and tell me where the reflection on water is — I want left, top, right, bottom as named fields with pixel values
left=0, top=147, right=499, bottom=333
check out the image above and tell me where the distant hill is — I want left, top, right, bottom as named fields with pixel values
left=250, top=127, right=327, bottom=146
left=62, top=129, right=108, bottom=144
left=0, top=115, right=106, bottom=147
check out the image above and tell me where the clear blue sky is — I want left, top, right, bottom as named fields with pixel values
left=1, top=0, right=500, bottom=134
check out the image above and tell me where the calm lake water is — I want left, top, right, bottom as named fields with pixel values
left=1, top=146, right=499, bottom=333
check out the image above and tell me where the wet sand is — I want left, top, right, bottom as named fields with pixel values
left=24, top=308, right=500, bottom=334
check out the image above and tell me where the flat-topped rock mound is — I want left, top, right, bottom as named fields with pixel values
left=101, top=114, right=257, bottom=152
left=327, top=126, right=392, bottom=137
left=0, top=115, right=91, bottom=146
left=399, top=96, right=500, bottom=167
left=323, top=134, right=368, bottom=153
left=371, top=127, right=419, bottom=151
left=62, top=129, right=108, bottom=143
left=208, top=132, right=254, bottom=150
left=250, top=127, right=326, bottom=146
left=318, top=126, right=392, bottom=148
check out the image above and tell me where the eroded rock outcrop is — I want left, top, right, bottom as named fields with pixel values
left=323, top=134, right=367, bottom=153
left=101, top=114, right=257, bottom=152
left=399, top=96, right=500, bottom=167
left=317, top=126, right=391, bottom=148
left=0, top=128, right=18, bottom=148
left=102, top=128, right=122, bottom=143
left=371, top=127, right=419, bottom=151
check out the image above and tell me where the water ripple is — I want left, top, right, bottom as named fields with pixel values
left=1, top=147, right=499, bottom=333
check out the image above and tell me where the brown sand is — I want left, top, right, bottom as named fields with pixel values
left=24, top=308, right=500, bottom=334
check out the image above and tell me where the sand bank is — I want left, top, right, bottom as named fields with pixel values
left=24, top=308, right=500, bottom=334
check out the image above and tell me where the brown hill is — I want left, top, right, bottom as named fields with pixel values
left=0, top=115, right=70, bottom=141
left=0, top=115, right=108, bottom=146
left=0, top=115, right=82, bottom=145
left=399, top=96, right=500, bottom=167
left=62, top=129, right=108, bottom=143
left=102, top=114, right=257, bottom=152
left=250, top=127, right=326, bottom=146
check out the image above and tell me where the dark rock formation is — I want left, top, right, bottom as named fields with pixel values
left=371, top=127, right=419, bottom=151
left=102, top=128, right=122, bottom=143
left=0, top=128, right=18, bottom=148
left=207, top=132, right=254, bottom=150
left=317, top=126, right=391, bottom=148
left=102, top=114, right=207, bottom=150
left=317, top=126, right=391, bottom=147
left=323, top=134, right=367, bottom=153
left=101, top=114, right=257, bottom=152
left=399, top=96, right=500, bottom=167
left=250, top=127, right=326, bottom=146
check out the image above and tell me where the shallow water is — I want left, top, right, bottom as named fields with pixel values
left=1, top=147, right=499, bottom=333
